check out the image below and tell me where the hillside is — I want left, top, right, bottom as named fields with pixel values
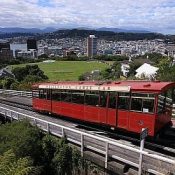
left=38, top=29, right=165, bottom=41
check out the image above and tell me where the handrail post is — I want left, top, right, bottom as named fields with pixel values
left=16, top=113, right=19, bottom=120
left=81, top=134, right=84, bottom=157
left=10, top=111, right=13, bottom=121
left=47, top=123, right=50, bottom=133
left=62, top=128, right=65, bottom=137
left=4, top=111, right=7, bottom=121
left=34, top=118, right=37, bottom=125
left=105, top=142, right=109, bottom=169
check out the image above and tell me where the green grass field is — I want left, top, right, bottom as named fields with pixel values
left=10, top=61, right=109, bottom=81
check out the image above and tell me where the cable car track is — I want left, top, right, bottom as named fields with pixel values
left=0, top=98, right=175, bottom=158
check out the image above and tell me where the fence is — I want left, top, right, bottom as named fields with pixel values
left=0, top=89, right=32, bottom=98
left=0, top=106, right=175, bottom=174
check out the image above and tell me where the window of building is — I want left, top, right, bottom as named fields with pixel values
left=118, top=93, right=130, bottom=110
left=99, top=92, right=107, bottom=107
left=85, top=91, right=99, bottom=106
left=61, top=91, right=72, bottom=102
left=52, top=90, right=61, bottom=101
left=109, top=92, right=116, bottom=109
left=72, top=91, right=84, bottom=104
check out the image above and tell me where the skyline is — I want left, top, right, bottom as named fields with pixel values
left=0, top=0, right=175, bottom=34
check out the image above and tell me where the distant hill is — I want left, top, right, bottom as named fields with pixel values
left=96, top=27, right=151, bottom=33
left=38, top=29, right=165, bottom=41
left=0, top=27, right=57, bottom=34
left=0, top=28, right=170, bottom=41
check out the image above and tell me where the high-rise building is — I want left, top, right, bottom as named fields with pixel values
left=0, top=40, right=13, bottom=61
left=27, top=39, right=37, bottom=50
left=87, top=35, right=97, bottom=58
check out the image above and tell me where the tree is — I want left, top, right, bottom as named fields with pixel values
left=0, top=120, right=44, bottom=165
left=12, top=65, right=48, bottom=82
left=127, top=60, right=143, bottom=77
left=157, top=58, right=175, bottom=81
left=0, top=150, right=41, bottom=175
left=100, top=62, right=121, bottom=80
left=1, top=78, right=16, bottom=89
left=12, top=67, right=29, bottom=81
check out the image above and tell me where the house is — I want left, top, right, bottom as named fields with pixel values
left=135, top=63, right=159, bottom=80
left=121, top=62, right=130, bottom=77
left=0, top=68, right=15, bottom=79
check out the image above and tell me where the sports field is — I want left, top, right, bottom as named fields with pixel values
left=10, top=61, right=109, bottom=81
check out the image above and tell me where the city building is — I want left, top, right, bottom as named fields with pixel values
left=27, top=39, right=37, bottom=50
left=0, top=40, right=13, bottom=61
left=87, top=35, right=97, bottom=58
left=16, top=49, right=37, bottom=59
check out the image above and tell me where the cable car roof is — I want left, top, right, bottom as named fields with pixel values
left=33, top=81, right=175, bottom=93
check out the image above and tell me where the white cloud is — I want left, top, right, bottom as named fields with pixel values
left=0, top=0, right=175, bottom=33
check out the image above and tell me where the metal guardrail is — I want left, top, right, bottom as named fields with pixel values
left=0, top=106, right=175, bottom=174
left=0, top=89, right=32, bottom=98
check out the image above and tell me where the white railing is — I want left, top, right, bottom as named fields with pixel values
left=0, top=106, right=175, bottom=174
left=0, top=89, right=32, bottom=98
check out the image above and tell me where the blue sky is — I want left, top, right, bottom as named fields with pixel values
left=0, top=0, right=175, bottom=34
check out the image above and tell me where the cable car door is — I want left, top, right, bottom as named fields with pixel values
left=106, top=92, right=117, bottom=127
left=98, top=92, right=108, bottom=124
left=117, top=93, right=130, bottom=129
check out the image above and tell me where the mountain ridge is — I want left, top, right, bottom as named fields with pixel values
left=0, top=27, right=152, bottom=34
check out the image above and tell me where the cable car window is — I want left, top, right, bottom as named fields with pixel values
left=52, top=90, right=61, bottom=101
left=72, top=91, right=84, bottom=104
left=61, top=91, right=72, bottom=102
left=142, top=99, right=154, bottom=113
left=39, top=89, right=47, bottom=99
left=32, top=89, right=39, bottom=98
left=85, top=91, right=99, bottom=106
left=99, top=92, right=107, bottom=107
left=118, top=93, right=130, bottom=110
left=158, top=93, right=166, bottom=114
left=131, top=93, right=155, bottom=113
left=109, top=92, right=116, bottom=109
left=131, top=98, right=142, bottom=111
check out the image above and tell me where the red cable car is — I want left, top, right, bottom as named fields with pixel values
left=32, top=81, right=175, bottom=137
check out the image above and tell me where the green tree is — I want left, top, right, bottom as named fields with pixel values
left=0, top=120, right=44, bottom=165
left=52, top=141, right=73, bottom=175
left=0, top=150, right=40, bottom=175
left=157, top=58, right=175, bottom=81
left=12, top=65, right=48, bottom=82
left=2, top=78, right=16, bottom=89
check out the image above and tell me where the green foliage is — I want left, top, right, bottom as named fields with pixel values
left=12, top=65, right=48, bottom=82
left=0, top=121, right=100, bottom=175
left=156, top=58, right=175, bottom=81
left=52, top=143, right=73, bottom=175
left=0, top=78, right=16, bottom=89
left=0, top=120, right=43, bottom=165
left=100, top=62, right=121, bottom=80
left=128, top=60, right=143, bottom=77
left=0, top=150, right=41, bottom=175
left=94, top=55, right=128, bottom=61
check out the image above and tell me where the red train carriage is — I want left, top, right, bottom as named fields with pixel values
left=32, top=81, right=175, bottom=137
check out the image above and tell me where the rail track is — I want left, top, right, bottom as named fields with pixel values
left=0, top=97, right=175, bottom=157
